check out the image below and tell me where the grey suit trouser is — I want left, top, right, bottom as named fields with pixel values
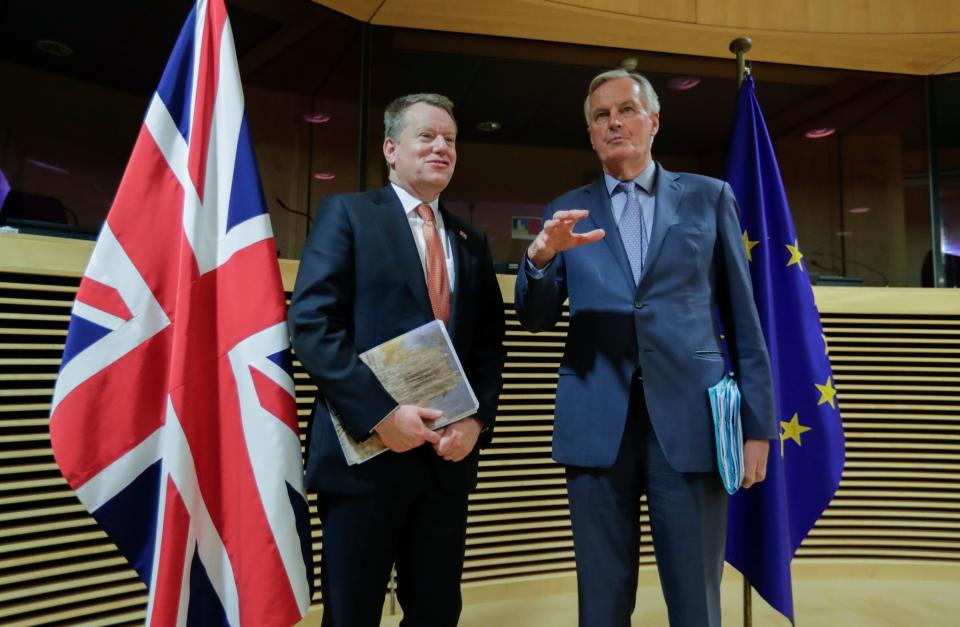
left=565, top=378, right=727, bottom=627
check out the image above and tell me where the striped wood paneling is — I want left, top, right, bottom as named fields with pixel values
left=0, top=234, right=958, bottom=624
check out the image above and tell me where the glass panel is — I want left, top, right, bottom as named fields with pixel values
left=0, top=0, right=359, bottom=260
left=0, top=5, right=932, bottom=285
left=931, top=73, right=960, bottom=287
left=373, top=28, right=930, bottom=285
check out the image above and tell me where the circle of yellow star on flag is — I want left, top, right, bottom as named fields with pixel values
left=780, top=412, right=812, bottom=456
left=743, top=230, right=759, bottom=262
left=815, top=376, right=838, bottom=409
left=786, top=239, right=804, bottom=269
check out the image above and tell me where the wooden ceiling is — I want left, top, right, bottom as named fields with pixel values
left=314, top=0, right=960, bottom=75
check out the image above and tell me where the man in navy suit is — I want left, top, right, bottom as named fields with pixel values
left=515, top=69, right=777, bottom=626
left=289, top=93, right=505, bottom=627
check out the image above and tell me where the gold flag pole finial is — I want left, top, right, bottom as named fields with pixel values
left=729, top=37, right=753, bottom=88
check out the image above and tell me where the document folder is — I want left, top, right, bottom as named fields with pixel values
left=708, top=372, right=744, bottom=495
left=329, top=320, right=478, bottom=465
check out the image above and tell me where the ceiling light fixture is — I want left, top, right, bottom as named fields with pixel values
left=313, top=172, right=335, bottom=181
left=303, top=112, right=331, bottom=124
left=835, top=230, right=853, bottom=237
left=35, top=39, right=73, bottom=57
left=848, top=207, right=871, bottom=214
left=620, top=58, right=638, bottom=71
left=476, top=121, right=501, bottom=132
left=805, top=127, right=836, bottom=139
left=667, top=77, right=700, bottom=91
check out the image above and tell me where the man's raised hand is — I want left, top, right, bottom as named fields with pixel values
left=527, top=209, right=605, bottom=268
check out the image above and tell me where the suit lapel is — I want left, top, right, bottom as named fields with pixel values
left=638, top=163, right=682, bottom=288
left=584, top=178, right=634, bottom=287
left=373, top=185, right=433, bottom=317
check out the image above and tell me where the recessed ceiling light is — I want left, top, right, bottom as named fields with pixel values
left=805, top=127, right=836, bottom=139
left=477, top=121, right=501, bottom=132
left=848, top=207, right=871, bottom=214
left=313, top=172, right=335, bottom=181
left=35, top=39, right=73, bottom=57
left=620, top=58, right=638, bottom=71
left=303, top=112, right=330, bottom=124
left=667, top=77, right=700, bottom=91
left=835, top=230, right=853, bottom=237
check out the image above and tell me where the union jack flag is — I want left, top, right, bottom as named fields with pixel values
left=48, top=1, right=313, bottom=625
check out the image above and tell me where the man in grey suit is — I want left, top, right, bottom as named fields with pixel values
left=515, top=69, right=777, bottom=626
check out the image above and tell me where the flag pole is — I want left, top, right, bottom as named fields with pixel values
left=730, top=36, right=754, bottom=627
left=730, top=37, right=753, bottom=87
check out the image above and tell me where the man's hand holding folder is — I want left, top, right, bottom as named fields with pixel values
left=709, top=373, right=772, bottom=492
left=741, top=439, right=770, bottom=488
left=374, top=405, right=443, bottom=453
left=433, top=417, right=483, bottom=462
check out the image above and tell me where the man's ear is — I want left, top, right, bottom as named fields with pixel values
left=383, top=137, right=397, bottom=167
left=650, top=111, right=660, bottom=137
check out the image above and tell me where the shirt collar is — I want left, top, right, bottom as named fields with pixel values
left=391, top=182, right=440, bottom=218
left=604, top=161, right=657, bottom=197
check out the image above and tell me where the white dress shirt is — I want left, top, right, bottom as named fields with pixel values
left=391, top=183, right=456, bottom=292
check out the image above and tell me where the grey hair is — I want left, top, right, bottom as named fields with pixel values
left=583, top=69, right=660, bottom=125
left=384, top=93, right=456, bottom=140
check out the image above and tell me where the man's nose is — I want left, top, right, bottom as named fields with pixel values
left=432, top=136, right=450, bottom=150
left=608, top=111, right=622, bottom=128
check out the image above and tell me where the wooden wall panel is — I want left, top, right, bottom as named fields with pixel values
left=695, top=0, right=960, bottom=34
left=0, top=233, right=958, bottom=624
left=555, top=0, right=698, bottom=23
left=316, top=0, right=960, bottom=75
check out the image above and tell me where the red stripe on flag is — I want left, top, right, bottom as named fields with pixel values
left=158, top=222, right=299, bottom=623
left=170, top=354, right=301, bottom=625
left=150, top=477, right=191, bottom=627
left=75, top=278, right=133, bottom=322
left=186, top=1, right=225, bottom=200
left=108, top=125, right=189, bottom=318
left=167, top=239, right=286, bottom=385
left=50, top=330, right=172, bottom=489
left=250, top=367, right=298, bottom=435
left=167, top=348, right=300, bottom=625
left=210, top=239, right=287, bottom=355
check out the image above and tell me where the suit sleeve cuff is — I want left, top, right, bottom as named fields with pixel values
left=524, top=255, right=553, bottom=279
left=368, top=405, right=401, bottom=437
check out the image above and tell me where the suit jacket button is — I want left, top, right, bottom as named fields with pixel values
left=634, top=299, right=645, bottom=309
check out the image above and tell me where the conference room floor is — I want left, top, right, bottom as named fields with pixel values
left=374, top=561, right=959, bottom=627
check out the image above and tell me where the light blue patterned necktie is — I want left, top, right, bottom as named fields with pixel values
left=617, top=181, right=649, bottom=284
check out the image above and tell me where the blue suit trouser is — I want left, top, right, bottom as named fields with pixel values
left=565, top=378, right=727, bottom=627
left=316, top=470, right=470, bottom=627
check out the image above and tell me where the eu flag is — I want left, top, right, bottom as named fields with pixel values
left=724, top=75, right=846, bottom=623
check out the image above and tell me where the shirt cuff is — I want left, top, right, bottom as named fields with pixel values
left=524, top=255, right=553, bottom=279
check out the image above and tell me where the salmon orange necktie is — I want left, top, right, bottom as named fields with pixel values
left=416, top=203, right=451, bottom=325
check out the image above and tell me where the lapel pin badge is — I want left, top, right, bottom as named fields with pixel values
left=458, top=230, right=468, bottom=240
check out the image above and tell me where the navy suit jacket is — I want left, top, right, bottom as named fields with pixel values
left=289, top=185, right=506, bottom=495
left=515, top=164, right=776, bottom=472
